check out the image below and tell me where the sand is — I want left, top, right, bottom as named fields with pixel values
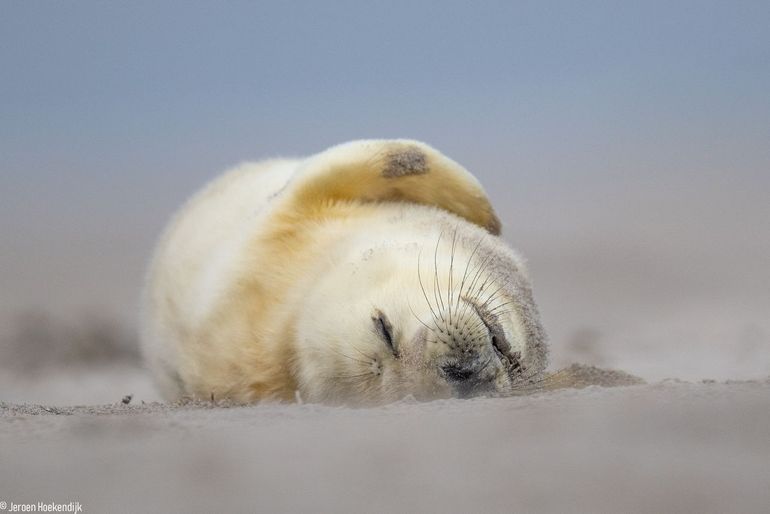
left=1, top=366, right=768, bottom=514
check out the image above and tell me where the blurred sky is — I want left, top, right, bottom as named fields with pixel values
left=1, top=1, right=769, bottom=379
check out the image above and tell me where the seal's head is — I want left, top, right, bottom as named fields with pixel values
left=293, top=215, right=548, bottom=406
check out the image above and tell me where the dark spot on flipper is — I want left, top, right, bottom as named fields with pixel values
left=382, top=146, right=429, bottom=178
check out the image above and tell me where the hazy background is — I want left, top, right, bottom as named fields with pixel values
left=2, top=1, right=769, bottom=402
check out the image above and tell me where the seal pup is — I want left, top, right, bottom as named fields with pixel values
left=141, top=140, right=547, bottom=405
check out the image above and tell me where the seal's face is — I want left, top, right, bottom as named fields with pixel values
left=294, top=230, right=548, bottom=406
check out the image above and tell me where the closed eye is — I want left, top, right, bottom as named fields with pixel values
left=372, top=310, right=398, bottom=357
left=471, top=302, right=516, bottom=367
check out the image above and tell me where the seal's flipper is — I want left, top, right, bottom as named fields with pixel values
left=538, top=364, right=646, bottom=391
left=284, top=140, right=501, bottom=235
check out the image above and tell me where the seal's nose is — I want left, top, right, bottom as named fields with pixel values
left=441, top=363, right=476, bottom=383
left=441, top=361, right=495, bottom=398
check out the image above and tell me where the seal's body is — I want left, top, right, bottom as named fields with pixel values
left=141, top=140, right=547, bottom=405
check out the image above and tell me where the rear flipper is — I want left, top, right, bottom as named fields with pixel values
left=281, top=139, right=501, bottom=234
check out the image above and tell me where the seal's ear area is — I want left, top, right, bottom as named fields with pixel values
left=286, top=140, right=502, bottom=235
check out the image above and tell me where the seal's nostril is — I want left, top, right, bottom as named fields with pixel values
left=442, top=364, right=475, bottom=382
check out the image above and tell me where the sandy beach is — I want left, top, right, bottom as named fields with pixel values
left=2, top=373, right=769, bottom=514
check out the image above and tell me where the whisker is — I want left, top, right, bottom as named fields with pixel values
left=487, top=310, right=515, bottom=321
left=465, top=252, right=492, bottom=300
left=486, top=301, right=516, bottom=315
left=479, top=283, right=507, bottom=308
left=326, top=372, right=375, bottom=381
left=461, top=304, right=488, bottom=335
left=417, top=247, right=441, bottom=325
left=456, top=253, right=495, bottom=328
left=447, top=224, right=459, bottom=327
left=347, top=342, right=377, bottom=362
left=456, top=235, right=485, bottom=319
left=408, top=298, right=436, bottom=332
left=478, top=354, right=495, bottom=374
left=474, top=271, right=498, bottom=304
left=326, top=345, right=372, bottom=366
left=433, top=230, right=446, bottom=321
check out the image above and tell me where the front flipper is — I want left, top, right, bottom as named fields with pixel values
left=537, top=364, right=646, bottom=392
left=283, top=140, right=501, bottom=234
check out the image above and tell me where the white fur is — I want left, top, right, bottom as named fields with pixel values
left=140, top=159, right=296, bottom=394
left=141, top=140, right=547, bottom=404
